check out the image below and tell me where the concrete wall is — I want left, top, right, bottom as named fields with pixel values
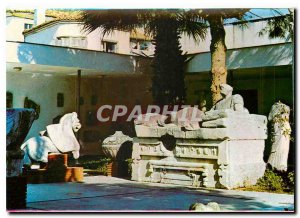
left=25, top=22, right=85, bottom=46
left=86, top=28, right=131, bottom=54
left=6, top=72, right=76, bottom=139
left=7, top=41, right=153, bottom=75
left=25, top=22, right=132, bottom=54
left=180, top=20, right=287, bottom=54
left=6, top=71, right=154, bottom=156
left=6, top=16, right=34, bottom=42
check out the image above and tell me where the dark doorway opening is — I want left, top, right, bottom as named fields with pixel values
left=233, top=89, right=258, bottom=114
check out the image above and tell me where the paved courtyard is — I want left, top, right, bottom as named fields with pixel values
left=23, top=175, right=294, bottom=212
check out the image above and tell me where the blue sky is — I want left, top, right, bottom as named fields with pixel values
left=224, top=8, right=290, bottom=24
left=249, top=8, right=289, bottom=18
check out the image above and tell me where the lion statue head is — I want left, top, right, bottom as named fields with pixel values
left=60, top=112, right=82, bottom=133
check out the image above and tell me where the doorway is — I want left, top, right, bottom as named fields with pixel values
left=233, top=89, right=258, bottom=114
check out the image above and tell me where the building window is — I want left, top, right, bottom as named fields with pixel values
left=101, top=41, right=117, bottom=53
left=24, top=23, right=33, bottom=30
left=56, top=36, right=87, bottom=49
left=130, top=39, right=153, bottom=53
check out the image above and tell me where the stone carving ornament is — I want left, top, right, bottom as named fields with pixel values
left=267, top=101, right=291, bottom=171
left=102, top=131, right=133, bottom=160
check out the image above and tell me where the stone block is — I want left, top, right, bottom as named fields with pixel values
left=6, top=176, right=27, bottom=210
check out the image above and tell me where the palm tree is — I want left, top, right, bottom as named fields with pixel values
left=196, top=9, right=292, bottom=104
left=80, top=9, right=293, bottom=106
left=259, top=9, right=294, bottom=41
left=183, top=9, right=249, bottom=104
left=80, top=9, right=207, bottom=105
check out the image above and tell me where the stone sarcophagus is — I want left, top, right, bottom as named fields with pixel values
left=131, top=109, right=267, bottom=189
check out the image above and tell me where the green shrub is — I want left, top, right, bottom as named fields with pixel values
left=256, top=169, right=284, bottom=191
left=74, top=156, right=111, bottom=175
left=287, top=171, right=295, bottom=192
left=255, top=169, right=295, bottom=193
left=80, top=158, right=111, bottom=170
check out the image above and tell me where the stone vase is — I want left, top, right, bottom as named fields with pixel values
left=102, top=131, right=132, bottom=177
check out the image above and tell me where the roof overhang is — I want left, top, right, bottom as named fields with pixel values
left=186, top=43, right=293, bottom=73
left=6, top=41, right=153, bottom=77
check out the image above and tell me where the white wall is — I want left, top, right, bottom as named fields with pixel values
left=180, top=20, right=287, bottom=54
left=6, top=72, right=76, bottom=139
left=6, top=16, right=34, bottom=42
left=25, top=22, right=132, bottom=54
left=25, top=22, right=85, bottom=45
left=86, top=27, right=131, bottom=54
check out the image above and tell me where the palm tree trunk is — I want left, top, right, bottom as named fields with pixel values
left=152, top=19, right=186, bottom=106
left=208, top=15, right=227, bottom=104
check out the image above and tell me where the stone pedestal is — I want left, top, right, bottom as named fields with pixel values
left=106, top=162, right=119, bottom=177
left=48, top=153, right=68, bottom=166
left=6, top=108, right=36, bottom=210
left=6, top=176, right=27, bottom=210
left=26, top=153, right=83, bottom=183
left=102, top=131, right=132, bottom=177
left=132, top=110, right=267, bottom=189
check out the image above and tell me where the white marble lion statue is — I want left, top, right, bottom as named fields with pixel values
left=21, top=112, right=81, bottom=166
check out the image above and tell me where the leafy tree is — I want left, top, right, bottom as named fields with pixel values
left=259, top=9, right=294, bottom=41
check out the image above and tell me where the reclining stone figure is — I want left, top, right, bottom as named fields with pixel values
left=209, top=83, right=248, bottom=112
left=171, top=84, right=249, bottom=129
left=21, top=112, right=81, bottom=166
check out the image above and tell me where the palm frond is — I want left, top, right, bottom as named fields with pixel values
left=258, top=13, right=294, bottom=41
left=177, top=10, right=208, bottom=41
left=80, top=9, right=144, bottom=35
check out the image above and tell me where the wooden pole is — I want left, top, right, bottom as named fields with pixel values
left=75, top=70, right=81, bottom=147
left=76, top=69, right=81, bottom=119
